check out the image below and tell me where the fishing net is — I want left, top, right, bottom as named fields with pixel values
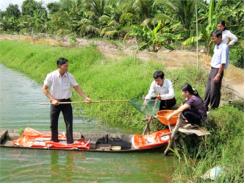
left=129, top=97, right=160, bottom=116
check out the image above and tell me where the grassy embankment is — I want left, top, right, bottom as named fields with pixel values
left=0, top=40, right=243, bottom=182
left=0, top=40, right=207, bottom=131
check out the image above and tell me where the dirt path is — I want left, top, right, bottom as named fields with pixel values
left=0, top=34, right=243, bottom=100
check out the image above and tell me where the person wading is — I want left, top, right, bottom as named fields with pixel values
left=204, top=30, right=229, bottom=111
left=42, top=57, right=91, bottom=144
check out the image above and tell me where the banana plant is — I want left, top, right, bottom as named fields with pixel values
left=129, top=20, right=181, bottom=51
left=182, top=0, right=223, bottom=49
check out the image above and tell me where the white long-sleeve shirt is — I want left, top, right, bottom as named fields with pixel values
left=211, top=42, right=229, bottom=69
left=145, top=79, right=175, bottom=100
left=222, top=30, right=238, bottom=46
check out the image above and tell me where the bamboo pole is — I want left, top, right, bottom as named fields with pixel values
left=164, top=115, right=182, bottom=155
left=40, top=100, right=129, bottom=105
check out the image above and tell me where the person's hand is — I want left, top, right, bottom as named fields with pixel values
left=213, top=74, right=221, bottom=83
left=84, top=96, right=91, bottom=103
left=166, top=114, right=173, bottom=121
left=51, top=99, right=59, bottom=106
left=156, top=94, right=161, bottom=100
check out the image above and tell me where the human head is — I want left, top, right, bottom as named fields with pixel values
left=211, top=30, right=222, bottom=45
left=181, top=83, right=197, bottom=98
left=57, top=57, right=68, bottom=73
left=217, top=20, right=226, bottom=31
left=153, top=70, right=164, bottom=86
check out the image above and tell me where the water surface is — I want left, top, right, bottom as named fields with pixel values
left=0, top=64, right=177, bottom=182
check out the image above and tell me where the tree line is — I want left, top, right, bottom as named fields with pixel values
left=0, top=0, right=243, bottom=67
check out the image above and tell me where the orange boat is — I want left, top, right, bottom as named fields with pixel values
left=0, top=127, right=171, bottom=152
left=131, top=129, right=170, bottom=150
left=157, top=110, right=179, bottom=126
left=12, top=128, right=90, bottom=150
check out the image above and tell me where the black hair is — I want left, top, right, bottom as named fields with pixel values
left=153, top=70, right=164, bottom=79
left=182, top=83, right=199, bottom=97
left=57, top=57, right=68, bottom=66
left=219, top=20, right=227, bottom=30
left=211, top=30, right=222, bottom=38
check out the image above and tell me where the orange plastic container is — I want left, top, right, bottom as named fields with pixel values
left=156, top=110, right=179, bottom=126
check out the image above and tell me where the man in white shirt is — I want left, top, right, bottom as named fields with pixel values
left=204, top=30, right=229, bottom=111
left=217, top=20, right=238, bottom=47
left=144, top=70, right=176, bottom=110
left=42, top=58, right=91, bottom=144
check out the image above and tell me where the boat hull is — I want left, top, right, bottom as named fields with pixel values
left=0, top=128, right=170, bottom=153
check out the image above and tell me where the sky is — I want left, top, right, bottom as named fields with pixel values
left=0, top=0, right=58, bottom=11
left=0, top=0, right=212, bottom=11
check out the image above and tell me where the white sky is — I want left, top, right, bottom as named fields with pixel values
left=0, top=0, right=58, bottom=11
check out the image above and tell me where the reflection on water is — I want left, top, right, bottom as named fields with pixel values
left=0, top=148, right=176, bottom=182
left=0, top=64, right=178, bottom=182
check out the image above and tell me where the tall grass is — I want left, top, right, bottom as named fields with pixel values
left=0, top=40, right=208, bottom=132
left=172, top=105, right=244, bottom=182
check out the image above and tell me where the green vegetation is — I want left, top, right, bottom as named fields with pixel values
left=0, top=40, right=207, bottom=132
left=0, top=0, right=243, bottom=181
left=0, top=40, right=243, bottom=182
left=173, top=105, right=244, bottom=183
left=0, top=0, right=243, bottom=67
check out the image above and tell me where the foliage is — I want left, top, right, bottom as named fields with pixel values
left=0, top=0, right=243, bottom=64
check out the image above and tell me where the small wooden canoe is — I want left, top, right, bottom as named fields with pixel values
left=0, top=128, right=170, bottom=153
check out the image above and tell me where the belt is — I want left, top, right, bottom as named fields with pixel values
left=57, top=98, right=71, bottom=102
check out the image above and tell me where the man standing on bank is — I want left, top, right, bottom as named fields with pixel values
left=42, top=58, right=91, bottom=144
left=204, top=30, right=229, bottom=111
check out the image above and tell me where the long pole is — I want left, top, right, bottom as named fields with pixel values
left=195, top=0, right=199, bottom=70
left=40, top=100, right=129, bottom=105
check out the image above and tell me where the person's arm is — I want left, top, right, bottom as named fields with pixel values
left=214, top=45, right=228, bottom=82
left=213, top=64, right=225, bottom=82
left=69, top=74, right=91, bottom=102
left=160, top=80, right=175, bottom=100
left=73, top=85, right=91, bottom=102
left=42, top=85, right=59, bottom=105
left=227, top=30, right=238, bottom=46
left=167, top=103, right=190, bottom=120
left=144, top=82, right=156, bottom=105
left=42, top=74, right=59, bottom=105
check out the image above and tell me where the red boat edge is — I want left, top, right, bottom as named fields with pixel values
left=0, top=128, right=171, bottom=152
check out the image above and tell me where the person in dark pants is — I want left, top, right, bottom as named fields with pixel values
left=167, top=83, right=207, bottom=126
left=144, top=70, right=176, bottom=110
left=204, top=30, right=229, bottom=111
left=42, top=58, right=91, bottom=144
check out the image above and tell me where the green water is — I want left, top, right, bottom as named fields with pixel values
left=0, top=64, right=178, bottom=182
